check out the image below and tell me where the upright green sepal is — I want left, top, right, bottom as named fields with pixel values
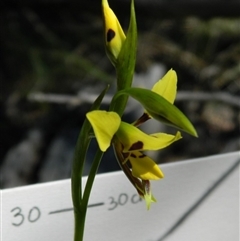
left=113, top=0, right=137, bottom=116
left=115, top=87, right=198, bottom=137
left=116, top=0, right=137, bottom=89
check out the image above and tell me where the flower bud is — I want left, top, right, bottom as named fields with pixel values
left=102, top=0, right=126, bottom=65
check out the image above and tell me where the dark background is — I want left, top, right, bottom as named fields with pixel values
left=1, top=0, right=239, bottom=188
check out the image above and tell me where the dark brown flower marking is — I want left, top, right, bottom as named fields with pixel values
left=129, top=141, right=144, bottom=151
left=134, top=113, right=151, bottom=127
left=130, top=153, right=137, bottom=158
left=107, top=29, right=115, bottom=42
left=122, top=152, right=129, bottom=159
left=138, top=153, right=146, bottom=158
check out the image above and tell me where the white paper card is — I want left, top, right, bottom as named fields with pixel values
left=1, top=152, right=239, bottom=241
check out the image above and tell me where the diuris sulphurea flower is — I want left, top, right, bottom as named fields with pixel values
left=86, top=110, right=182, bottom=209
left=102, top=0, right=126, bottom=65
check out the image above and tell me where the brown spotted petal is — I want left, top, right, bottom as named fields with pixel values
left=116, top=122, right=182, bottom=152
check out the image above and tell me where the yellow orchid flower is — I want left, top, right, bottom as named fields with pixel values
left=102, top=0, right=126, bottom=65
left=86, top=110, right=182, bottom=209
left=86, top=69, right=187, bottom=209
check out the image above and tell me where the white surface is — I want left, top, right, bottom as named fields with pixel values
left=1, top=152, right=239, bottom=241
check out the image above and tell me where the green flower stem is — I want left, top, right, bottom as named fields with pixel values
left=73, top=209, right=85, bottom=241
left=83, top=149, right=104, bottom=208
left=72, top=136, right=91, bottom=241
left=71, top=127, right=91, bottom=212
left=73, top=149, right=104, bottom=241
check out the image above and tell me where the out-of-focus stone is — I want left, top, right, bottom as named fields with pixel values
left=38, top=129, right=78, bottom=183
left=201, top=102, right=236, bottom=132
left=1, top=129, right=43, bottom=188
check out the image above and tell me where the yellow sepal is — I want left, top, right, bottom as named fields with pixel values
left=152, top=69, right=177, bottom=104
left=86, top=110, right=121, bottom=152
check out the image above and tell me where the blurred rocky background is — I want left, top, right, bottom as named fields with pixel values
left=1, top=0, right=240, bottom=188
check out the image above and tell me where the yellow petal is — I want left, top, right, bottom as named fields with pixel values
left=128, top=151, right=164, bottom=180
left=151, top=69, right=177, bottom=104
left=102, top=0, right=126, bottom=64
left=86, top=110, right=121, bottom=152
left=116, top=122, right=182, bottom=152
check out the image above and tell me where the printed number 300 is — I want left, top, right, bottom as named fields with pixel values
left=11, top=207, right=41, bottom=227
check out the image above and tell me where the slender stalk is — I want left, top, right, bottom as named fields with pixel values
left=71, top=133, right=91, bottom=241
left=73, top=209, right=85, bottom=241
left=71, top=137, right=90, bottom=206
left=73, top=149, right=103, bottom=241
left=83, top=149, right=104, bottom=206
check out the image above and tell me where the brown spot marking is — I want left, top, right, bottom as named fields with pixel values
left=130, top=153, right=137, bottom=158
left=129, top=141, right=143, bottom=151
left=122, top=152, right=129, bottom=159
left=139, top=154, right=146, bottom=158
left=107, top=29, right=115, bottom=42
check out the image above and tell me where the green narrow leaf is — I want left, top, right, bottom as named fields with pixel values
left=113, top=0, right=137, bottom=116
left=71, top=85, right=110, bottom=210
left=115, top=87, right=198, bottom=137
